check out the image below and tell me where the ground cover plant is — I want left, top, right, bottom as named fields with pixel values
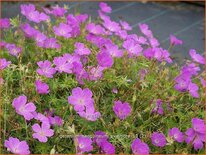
left=0, top=2, right=205, bottom=154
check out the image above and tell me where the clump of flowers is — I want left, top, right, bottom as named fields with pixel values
left=1, top=2, right=205, bottom=154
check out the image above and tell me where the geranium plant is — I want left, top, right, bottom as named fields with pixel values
left=0, top=2, right=205, bottom=154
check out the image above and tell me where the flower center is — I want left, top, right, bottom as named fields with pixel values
left=79, top=143, right=84, bottom=149
left=40, top=131, right=45, bottom=136
left=78, top=99, right=84, bottom=105
left=155, top=139, right=159, bottom=144
left=173, top=134, right=178, bottom=139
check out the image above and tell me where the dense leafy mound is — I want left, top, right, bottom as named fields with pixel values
left=0, top=2, right=205, bottom=154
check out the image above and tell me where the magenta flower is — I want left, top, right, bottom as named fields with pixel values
left=34, top=31, right=47, bottom=47
left=152, top=99, right=164, bottom=115
left=169, top=127, right=184, bottom=143
left=94, top=131, right=109, bottom=147
left=76, top=14, right=88, bottom=24
left=53, top=56, right=73, bottom=73
left=68, top=87, right=94, bottom=112
left=139, top=23, right=153, bottom=38
left=37, top=60, right=56, bottom=78
left=113, top=100, right=131, bottom=120
left=34, top=112, right=49, bottom=123
left=99, top=2, right=112, bottom=13
left=63, top=53, right=81, bottom=69
left=74, top=42, right=91, bottom=56
left=100, top=140, right=115, bottom=154
left=104, top=43, right=124, bottom=58
left=48, top=116, right=63, bottom=126
left=35, top=80, right=50, bottom=94
left=115, top=29, right=128, bottom=40
left=170, top=35, right=183, bottom=46
left=0, top=18, right=10, bottom=29
left=189, top=49, right=205, bottom=65
left=5, top=43, right=22, bottom=57
left=200, top=77, right=206, bottom=87
left=181, top=63, right=200, bottom=76
left=103, top=19, right=121, bottom=33
left=21, top=23, right=38, bottom=38
left=88, top=66, right=105, bottom=81
left=77, top=135, right=93, bottom=153
left=32, top=122, right=54, bottom=143
left=4, top=137, right=30, bottom=154
left=78, top=105, right=101, bottom=121
left=120, top=20, right=132, bottom=31
left=149, top=37, right=160, bottom=48
left=185, top=118, right=205, bottom=150
left=12, top=95, right=36, bottom=120
left=151, top=132, right=166, bottom=147
left=44, top=5, right=67, bottom=17
left=53, top=23, right=72, bottom=38
left=21, top=4, right=49, bottom=23
left=0, top=58, right=11, bottom=70
left=44, top=38, right=61, bottom=49
left=131, top=138, right=150, bottom=154
left=86, top=23, right=105, bottom=35
left=97, top=51, right=114, bottom=68
left=123, top=39, right=142, bottom=56
left=174, top=73, right=199, bottom=98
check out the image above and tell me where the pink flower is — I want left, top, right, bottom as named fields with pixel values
left=78, top=105, right=101, bottom=121
left=21, top=23, right=38, bottom=38
left=77, top=135, right=93, bottom=153
left=200, top=77, right=206, bottom=87
left=152, top=99, right=164, bottom=115
left=63, top=53, right=81, bottom=66
left=139, top=23, right=153, bottom=38
left=48, top=116, right=63, bottom=126
left=120, top=20, right=132, bottom=31
left=5, top=43, right=22, bottom=57
left=44, top=5, right=67, bottom=17
left=103, top=19, right=121, bottom=33
left=0, top=58, right=11, bottom=70
left=74, top=42, right=91, bottom=56
left=131, top=138, right=150, bottom=154
left=170, top=35, right=183, bottom=46
left=53, top=56, right=73, bottom=73
left=86, top=23, right=105, bottom=35
left=34, top=112, right=49, bottom=123
left=12, top=95, right=36, bottom=121
left=100, top=140, right=115, bottom=154
left=189, top=49, right=205, bottom=65
left=34, top=31, right=47, bottom=47
left=4, top=137, right=30, bottom=154
left=99, top=2, right=112, bottom=13
left=37, top=60, right=56, bottom=78
left=35, top=80, right=50, bottom=94
left=151, top=132, right=166, bottom=147
left=0, top=18, right=10, bottom=29
left=97, top=51, right=114, bottom=68
left=43, top=38, right=61, bottom=49
left=169, top=127, right=184, bottom=143
left=104, top=43, right=124, bottom=58
left=53, top=23, right=72, bottom=38
left=113, top=100, right=131, bottom=120
left=68, top=87, right=94, bottom=112
left=32, top=122, right=54, bottom=142
left=88, top=66, right=105, bottom=81
left=94, top=131, right=109, bottom=147
left=123, top=39, right=142, bottom=57
left=21, top=4, right=49, bottom=23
